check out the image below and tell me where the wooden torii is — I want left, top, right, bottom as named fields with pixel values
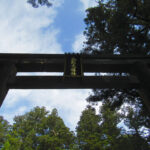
left=0, top=53, right=150, bottom=112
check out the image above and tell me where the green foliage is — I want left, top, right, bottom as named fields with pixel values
left=121, top=106, right=150, bottom=149
left=83, top=0, right=150, bottom=114
left=1, top=105, right=150, bottom=149
left=82, top=1, right=150, bottom=143
left=76, top=106, right=101, bottom=150
left=76, top=105, right=125, bottom=150
left=83, top=0, right=150, bottom=55
left=76, top=104, right=150, bottom=149
left=1, top=132, right=21, bottom=150
left=0, top=116, right=10, bottom=148
left=2, top=107, right=75, bottom=150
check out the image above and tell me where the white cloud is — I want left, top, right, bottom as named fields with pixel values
left=0, top=0, right=63, bottom=53
left=4, top=90, right=31, bottom=108
left=72, top=33, right=86, bottom=53
left=79, top=0, right=98, bottom=10
left=27, top=89, right=90, bottom=130
left=1, top=89, right=90, bottom=130
left=2, top=105, right=28, bottom=124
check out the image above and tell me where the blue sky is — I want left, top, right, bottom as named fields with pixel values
left=0, top=0, right=98, bottom=130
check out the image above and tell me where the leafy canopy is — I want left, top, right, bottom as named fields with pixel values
left=83, top=0, right=150, bottom=55
left=2, top=107, right=75, bottom=150
left=82, top=0, right=150, bottom=147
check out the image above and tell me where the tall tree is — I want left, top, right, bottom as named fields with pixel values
left=76, top=106, right=101, bottom=150
left=2, top=107, right=75, bottom=150
left=98, top=104, right=122, bottom=150
left=76, top=104, right=150, bottom=150
left=76, top=105, right=130, bottom=150
left=82, top=0, right=150, bottom=132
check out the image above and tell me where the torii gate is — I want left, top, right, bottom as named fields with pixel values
left=0, top=53, right=150, bottom=112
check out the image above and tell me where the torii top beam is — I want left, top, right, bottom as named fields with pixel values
left=0, top=53, right=149, bottom=72
left=0, top=53, right=150, bottom=110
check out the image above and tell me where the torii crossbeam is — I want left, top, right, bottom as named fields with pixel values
left=0, top=53, right=150, bottom=112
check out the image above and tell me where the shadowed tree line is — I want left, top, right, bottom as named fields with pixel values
left=81, top=0, right=150, bottom=147
left=0, top=106, right=149, bottom=150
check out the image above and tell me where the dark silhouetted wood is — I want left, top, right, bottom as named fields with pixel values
left=0, top=53, right=149, bottom=109
left=0, top=54, right=149, bottom=73
left=0, top=64, right=16, bottom=107
left=8, top=76, right=140, bottom=89
left=133, top=62, right=150, bottom=113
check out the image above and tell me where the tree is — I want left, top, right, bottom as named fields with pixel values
left=76, top=105, right=128, bottom=150
left=27, top=0, right=52, bottom=8
left=76, top=104, right=150, bottom=150
left=98, top=104, right=122, bottom=150
left=121, top=106, right=150, bottom=150
left=100, top=103, right=150, bottom=150
left=0, top=116, right=10, bottom=148
left=82, top=0, right=150, bottom=135
left=76, top=106, right=102, bottom=150
left=2, top=107, right=75, bottom=150
left=1, top=131, right=21, bottom=150
left=83, top=0, right=150, bottom=55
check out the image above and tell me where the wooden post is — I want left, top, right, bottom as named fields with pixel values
left=134, top=62, right=150, bottom=113
left=0, top=64, right=16, bottom=107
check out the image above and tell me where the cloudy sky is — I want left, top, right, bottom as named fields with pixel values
left=0, top=0, right=98, bottom=130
